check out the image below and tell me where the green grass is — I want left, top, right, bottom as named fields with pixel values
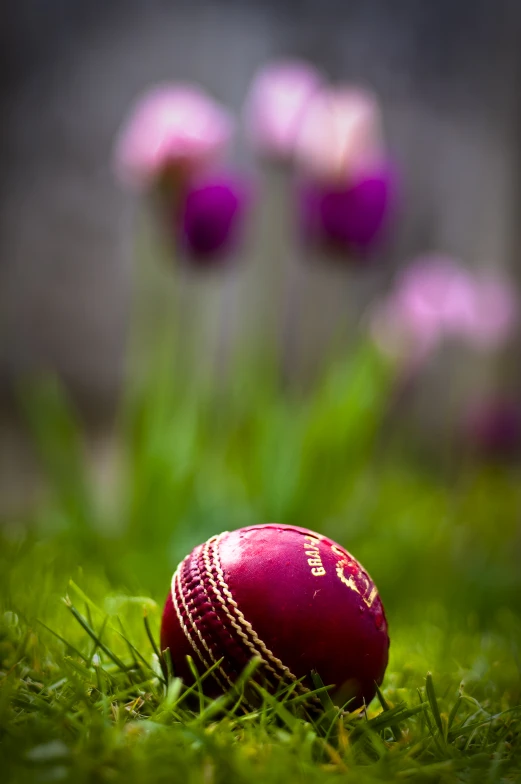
left=1, top=343, right=521, bottom=783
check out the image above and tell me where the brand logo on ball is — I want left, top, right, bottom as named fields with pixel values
left=331, top=545, right=378, bottom=608
left=303, top=534, right=326, bottom=576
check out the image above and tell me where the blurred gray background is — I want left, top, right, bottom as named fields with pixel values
left=1, top=0, right=521, bottom=510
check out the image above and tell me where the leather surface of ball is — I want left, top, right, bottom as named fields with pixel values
left=161, top=524, right=389, bottom=707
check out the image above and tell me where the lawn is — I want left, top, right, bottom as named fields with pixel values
left=1, top=344, right=520, bottom=783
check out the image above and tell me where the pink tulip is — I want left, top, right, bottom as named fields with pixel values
left=370, top=256, right=518, bottom=363
left=243, top=59, right=323, bottom=161
left=459, top=273, right=518, bottom=350
left=393, top=256, right=477, bottom=341
left=113, top=84, right=235, bottom=191
left=295, top=86, right=384, bottom=184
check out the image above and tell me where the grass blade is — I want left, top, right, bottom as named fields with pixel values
left=63, top=597, right=127, bottom=671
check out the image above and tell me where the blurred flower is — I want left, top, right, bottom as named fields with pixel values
left=243, top=59, right=323, bottom=162
left=176, top=173, right=250, bottom=265
left=462, top=398, right=521, bottom=460
left=369, top=256, right=518, bottom=363
left=458, top=273, right=518, bottom=350
left=299, top=161, right=397, bottom=256
left=113, top=84, right=235, bottom=192
left=392, top=256, right=476, bottom=345
left=295, top=86, right=384, bottom=184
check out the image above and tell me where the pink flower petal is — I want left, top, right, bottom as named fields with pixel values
left=461, top=273, right=518, bottom=349
left=113, top=84, right=235, bottom=191
left=243, top=59, right=324, bottom=161
left=370, top=256, right=519, bottom=363
left=395, top=255, right=477, bottom=337
left=295, top=86, right=384, bottom=184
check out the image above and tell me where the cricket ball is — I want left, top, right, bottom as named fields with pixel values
left=161, top=524, right=389, bottom=707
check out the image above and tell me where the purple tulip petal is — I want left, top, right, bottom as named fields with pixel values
left=463, top=399, right=521, bottom=460
left=299, top=162, right=398, bottom=257
left=177, top=175, right=249, bottom=266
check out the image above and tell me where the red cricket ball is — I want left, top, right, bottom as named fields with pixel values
left=161, top=524, right=389, bottom=708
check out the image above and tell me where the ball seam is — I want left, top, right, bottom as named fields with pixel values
left=201, top=537, right=279, bottom=691
left=191, top=539, right=259, bottom=709
left=178, top=554, right=235, bottom=691
left=170, top=560, right=208, bottom=670
left=171, top=557, right=230, bottom=693
left=210, top=532, right=318, bottom=703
